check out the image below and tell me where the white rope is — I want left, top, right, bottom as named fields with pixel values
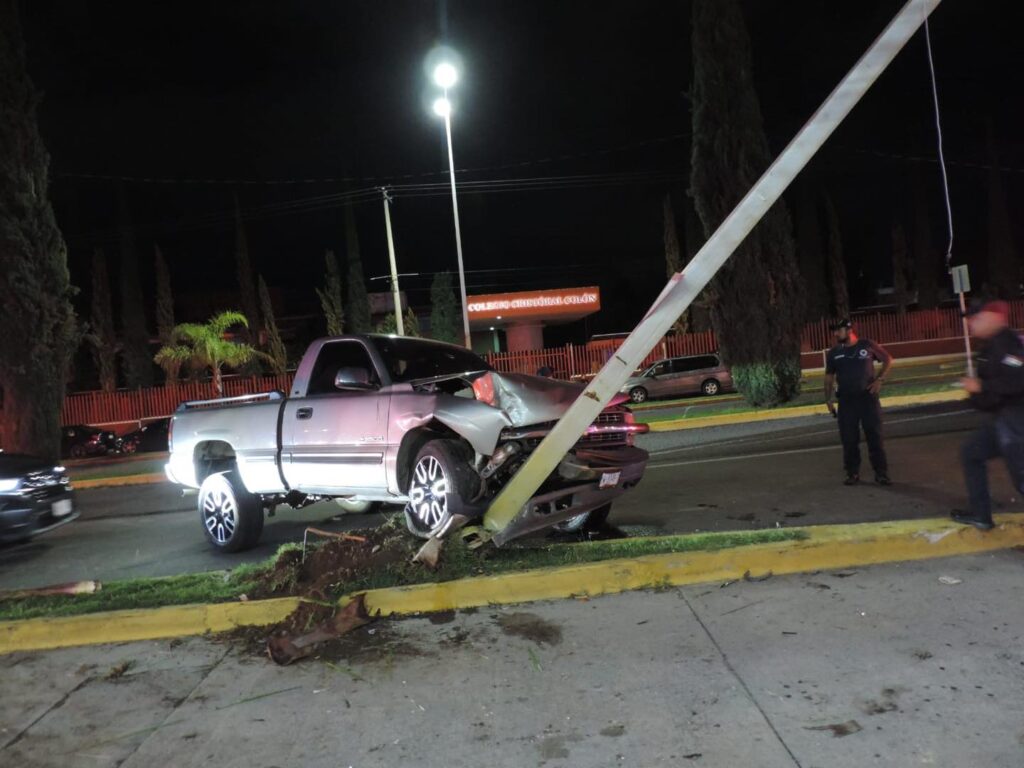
left=923, top=13, right=954, bottom=270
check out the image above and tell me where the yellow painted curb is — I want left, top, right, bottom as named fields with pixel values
left=0, top=597, right=300, bottom=654
left=646, top=388, right=966, bottom=432
left=1, top=513, right=1021, bottom=655
left=73, top=472, right=166, bottom=490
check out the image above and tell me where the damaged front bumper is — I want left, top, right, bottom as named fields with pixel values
left=490, top=445, right=649, bottom=546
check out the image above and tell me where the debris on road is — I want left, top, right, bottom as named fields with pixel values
left=412, top=536, right=444, bottom=569
left=106, top=660, right=135, bottom=680
left=267, top=595, right=371, bottom=665
left=0, top=580, right=101, bottom=599
left=302, top=527, right=370, bottom=563
left=806, top=720, right=863, bottom=737
left=938, top=575, right=963, bottom=585
left=742, top=569, right=773, bottom=582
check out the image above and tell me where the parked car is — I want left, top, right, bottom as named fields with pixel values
left=0, top=453, right=77, bottom=543
left=122, top=418, right=171, bottom=454
left=621, top=353, right=733, bottom=404
left=61, top=425, right=122, bottom=459
left=165, top=334, right=650, bottom=552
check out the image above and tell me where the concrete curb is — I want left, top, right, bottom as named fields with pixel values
left=72, top=472, right=166, bottom=490
left=645, top=388, right=966, bottom=432
left=1, top=513, right=1020, bottom=655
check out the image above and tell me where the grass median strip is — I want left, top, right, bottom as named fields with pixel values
left=0, top=523, right=804, bottom=622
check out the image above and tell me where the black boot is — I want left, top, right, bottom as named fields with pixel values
left=875, top=474, right=892, bottom=486
left=950, top=510, right=994, bottom=531
left=844, top=473, right=860, bottom=486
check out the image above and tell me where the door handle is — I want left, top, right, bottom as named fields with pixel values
left=296, top=407, right=313, bottom=420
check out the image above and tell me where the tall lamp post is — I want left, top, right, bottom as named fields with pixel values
left=432, top=61, right=472, bottom=349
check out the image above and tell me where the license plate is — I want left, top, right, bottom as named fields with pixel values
left=599, top=471, right=621, bottom=489
left=52, top=499, right=73, bottom=517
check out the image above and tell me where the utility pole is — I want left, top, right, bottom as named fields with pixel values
left=440, top=99, right=472, bottom=349
left=477, top=0, right=944, bottom=545
left=381, top=187, right=404, bottom=335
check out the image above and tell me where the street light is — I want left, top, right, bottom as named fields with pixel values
left=430, top=59, right=472, bottom=349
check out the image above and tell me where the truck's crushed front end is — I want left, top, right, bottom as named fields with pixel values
left=468, top=372, right=650, bottom=544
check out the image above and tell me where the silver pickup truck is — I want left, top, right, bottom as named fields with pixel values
left=166, top=335, right=649, bottom=551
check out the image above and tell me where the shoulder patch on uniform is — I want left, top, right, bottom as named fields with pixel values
left=858, top=348, right=868, bottom=358
left=1001, top=354, right=1023, bottom=368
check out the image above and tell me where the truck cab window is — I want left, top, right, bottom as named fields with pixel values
left=307, top=341, right=378, bottom=395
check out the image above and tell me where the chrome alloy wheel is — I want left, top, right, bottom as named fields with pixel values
left=408, top=455, right=450, bottom=531
left=201, top=483, right=238, bottom=545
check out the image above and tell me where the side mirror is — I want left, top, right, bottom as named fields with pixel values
left=334, top=366, right=375, bottom=391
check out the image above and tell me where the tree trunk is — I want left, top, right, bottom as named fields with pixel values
left=0, top=0, right=77, bottom=460
left=690, top=0, right=804, bottom=406
left=213, top=366, right=223, bottom=396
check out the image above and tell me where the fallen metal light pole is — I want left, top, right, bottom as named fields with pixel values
left=479, top=0, right=943, bottom=544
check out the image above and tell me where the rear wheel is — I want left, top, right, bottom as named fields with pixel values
left=554, top=503, right=613, bottom=534
left=629, top=386, right=648, bottom=404
left=69, top=444, right=86, bottom=459
left=701, top=378, right=721, bottom=396
left=198, top=471, right=264, bottom=553
left=404, top=439, right=479, bottom=539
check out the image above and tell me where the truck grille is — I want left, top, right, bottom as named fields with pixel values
left=21, top=470, right=70, bottom=500
left=579, top=411, right=629, bottom=448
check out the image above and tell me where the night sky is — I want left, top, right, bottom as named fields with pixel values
left=21, top=0, right=1024, bottom=340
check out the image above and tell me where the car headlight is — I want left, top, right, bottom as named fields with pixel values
left=0, top=478, right=21, bottom=493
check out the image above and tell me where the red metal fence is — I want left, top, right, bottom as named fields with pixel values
left=61, top=374, right=294, bottom=428
left=48, top=302, right=1022, bottom=428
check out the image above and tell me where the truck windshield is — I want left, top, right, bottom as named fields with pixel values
left=375, top=336, right=491, bottom=383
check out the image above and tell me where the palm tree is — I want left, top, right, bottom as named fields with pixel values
left=154, top=311, right=261, bottom=395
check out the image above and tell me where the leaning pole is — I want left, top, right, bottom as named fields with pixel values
left=480, top=0, right=944, bottom=544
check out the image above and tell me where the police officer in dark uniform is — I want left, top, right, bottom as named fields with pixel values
left=956, top=300, right=1024, bottom=530
left=824, top=319, right=893, bottom=485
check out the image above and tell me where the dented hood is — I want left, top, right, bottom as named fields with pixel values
left=475, top=372, right=626, bottom=426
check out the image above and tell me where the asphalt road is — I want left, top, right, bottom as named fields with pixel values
left=0, top=401, right=1011, bottom=590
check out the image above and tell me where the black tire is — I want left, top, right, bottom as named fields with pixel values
left=404, top=439, right=480, bottom=539
left=121, top=440, right=138, bottom=455
left=629, top=386, right=648, bottom=404
left=198, top=471, right=264, bottom=553
left=553, top=503, right=612, bottom=534
left=701, top=378, right=721, bottom=396
left=69, top=444, right=86, bottom=459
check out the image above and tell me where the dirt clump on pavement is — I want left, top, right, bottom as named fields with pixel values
left=496, top=612, right=563, bottom=645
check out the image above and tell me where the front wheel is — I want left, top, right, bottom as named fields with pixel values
left=404, top=439, right=479, bottom=539
left=334, top=498, right=382, bottom=515
left=629, top=386, right=648, bottom=404
left=198, top=471, right=264, bottom=553
left=553, top=503, right=612, bottom=534
left=701, top=379, right=721, bottom=396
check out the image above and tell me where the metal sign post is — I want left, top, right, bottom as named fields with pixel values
left=479, top=0, right=943, bottom=542
left=951, top=264, right=974, bottom=377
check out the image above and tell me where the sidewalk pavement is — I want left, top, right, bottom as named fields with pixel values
left=3, top=551, right=1023, bottom=767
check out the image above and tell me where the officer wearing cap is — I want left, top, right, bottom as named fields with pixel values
left=956, top=300, right=1024, bottom=530
left=824, top=319, right=893, bottom=485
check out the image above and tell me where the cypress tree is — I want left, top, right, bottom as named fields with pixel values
left=344, top=204, right=372, bottom=333
left=690, top=0, right=803, bottom=406
left=0, top=0, right=78, bottom=458
left=316, top=249, right=345, bottom=335
left=117, top=188, right=153, bottom=387
left=153, top=244, right=181, bottom=386
left=233, top=194, right=260, bottom=331
left=912, top=168, right=939, bottom=309
left=430, top=272, right=459, bottom=344
left=823, top=194, right=849, bottom=319
left=89, top=249, right=118, bottom=392
left=258, top=274, right=288, bottom=374
left=891, top=222, right=910, bottom=315
left=986, top=124, right=1018, bottom=298
left=795, top=182, right=828, bottom=321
